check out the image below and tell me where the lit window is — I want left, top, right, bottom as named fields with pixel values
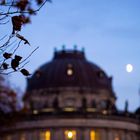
left=63, top=107, right=75, bottom=112
left=6, top=135, right=12, bottom=140
left=114, top=135, right=120, bottom=140
left=33, top=110, right=38, bottom=114
left=90, top=130, right=100, bottom=140
left=65, top=130, right=76, bottom=140
left=45, top=131, right=51, bottom=140
left=40, top=131, right=51, bottom=140
left=20, top=133, right=26, bottom=140
left=90, top=130, right=96, bottom=140
left=67, top=69, right=73, bottom=76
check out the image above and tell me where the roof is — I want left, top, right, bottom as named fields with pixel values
left=26, top=49, right=113, bottom=93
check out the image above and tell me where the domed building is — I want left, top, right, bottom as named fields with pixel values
left=0, top=49, right=140, bottom=140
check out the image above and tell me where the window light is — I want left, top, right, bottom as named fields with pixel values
left=65, top=130, right=76, bottom=140
left=67, top=69, right=73, bottom=76
left=40, top=131, right=51, bottom=140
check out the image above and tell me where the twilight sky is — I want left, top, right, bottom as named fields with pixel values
left=8, top=0, right=140, bottom=111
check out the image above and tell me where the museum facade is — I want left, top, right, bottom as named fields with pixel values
left=0, top=49, right=140, bottom=140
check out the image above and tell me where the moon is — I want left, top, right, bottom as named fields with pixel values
left=126, top=64, right=133, bottom=73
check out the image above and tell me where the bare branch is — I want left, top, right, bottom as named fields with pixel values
left=0, top=0, right=50, bottom=16
left=20, top=46, right=39, bottom=65
left=12, top=40, right=22, bottom=55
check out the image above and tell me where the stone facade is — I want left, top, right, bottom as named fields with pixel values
left=0, top=49, right=140, bottom=140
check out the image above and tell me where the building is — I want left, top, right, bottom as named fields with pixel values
left=0, top=49, right=140, bottom=140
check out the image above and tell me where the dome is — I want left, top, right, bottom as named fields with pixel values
left=135, top=107, right=140, bottom=115
left=27, top=49, right=113, bottom=93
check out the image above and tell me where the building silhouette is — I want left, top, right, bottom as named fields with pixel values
left=0, top=48, right=140, bottom=140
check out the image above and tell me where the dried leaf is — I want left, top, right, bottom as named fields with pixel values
left=15, top=55, right=22, bottom=61
left=11, top=55, right=22, bottom=71
left=20, top=69, right=31, bottom=76
left=16, top=0, right=29, bottom=11
left=12, top=15, right=24, bottom=34
left=11, top=59, right=19, bottom=71
left=3, top=52, right=12, bottom=59
left=16, top=34, right=30, bottom=45
left=2, top=63, right=9, bottom=69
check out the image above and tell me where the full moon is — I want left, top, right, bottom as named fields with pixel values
left=126, top=64, right=133, bottom=73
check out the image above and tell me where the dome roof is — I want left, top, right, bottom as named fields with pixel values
left=27, top=49, right=113, bottom=92
left=135, top=107, right=140, bottom=115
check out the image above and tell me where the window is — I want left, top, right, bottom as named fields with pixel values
left=45, top=131, right=51, bottom=140
left=114, top=135, right=120, bottom=140
left=67, top=69, right=73, bottom=76
left=90, top=130, right=96, bottom=140
left=20, top=133, right=26, bottom=140
left=65, top=130, right=76, bottom=140
left=40, top=131, right=51, bottom=140
left=5, top=135, right=12, bottom=140
left=67, top=64, right=74, bottom=76
left=97, top=71, right=104, bottom=78
left=90, top=130, right=100, bottom=140
left=64, top=97, right=75, bottom=107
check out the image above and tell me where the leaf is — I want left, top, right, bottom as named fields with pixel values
left=11, top=55, right=22, bottom=71
left=3, top=52, right=12, bottom=59
left=2, top=63, right=9, bottom=69
left=11, top=59, right=19, bottom=71
left=12, top=15, right=24, bottom=34
left=15, top=55, right=22, bottom=61
left=20, top=69, right=31, bottom=76
left=16, top=0, right=29, bottom=11
left=16, top=34, right=30, bottom=45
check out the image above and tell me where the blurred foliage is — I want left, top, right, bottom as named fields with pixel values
left=0, top=0, right=51, bottom=76
left=0, top=75, right=18, bottom=114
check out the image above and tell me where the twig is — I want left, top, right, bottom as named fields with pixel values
left=19, top=61, right=30, bottom=70
left=20, top=46, right=39, bottom=64
left=0, top=0, right=50, bottom=15
left=12, top=40, right=22, bottom=55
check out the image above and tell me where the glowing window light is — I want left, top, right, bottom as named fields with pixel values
left=20, top=133, right=26, bottom=140
left=68, top=131, right=73, bottom=139
left=63, top=107, right=75, bottom=112
left=67, top=69, right=73, bottom=76
left=40, top=131, right=51, bottom=140
left=114, top=135, right=120, bottom=140
left=90, top=130, right=100, bottom=140
left=45, top=131, right=51, bottom=140
left=90, top=130, right=96, bottom=140
left=6, top=135, right=12, bottom=140
left=65, top=130, right=76, bottom=140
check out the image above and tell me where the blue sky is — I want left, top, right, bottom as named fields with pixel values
left=7, top=0, right=140, bottom=111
